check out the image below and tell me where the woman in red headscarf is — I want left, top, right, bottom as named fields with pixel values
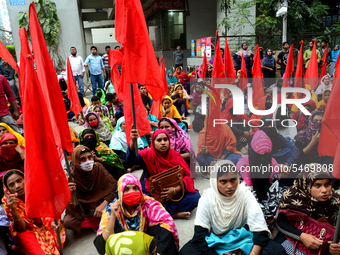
left=291, top=99, right=316, bottom=131
left=126, top=129, right=200, bottom=220
left=0, top=133, right=25, bottom=176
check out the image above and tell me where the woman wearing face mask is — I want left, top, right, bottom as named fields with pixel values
left=0, top=133, right=25, bottom=176
left=180, top=160, right=286, bottom=255
left=0, top=123, right=25, bottom=147
left=2, top=170, right=66, bottom=255
left=94, top=174, right=179, bottom=255
left=93, top=106, right=114, bottom=133
left=109, top=117, right=145, bottom=172
left=127, top=129, right=200, bottom=220
left=78, top=129, right=125, bottom=180
left=275, top=164, right=340, bottom=255
left=295, top=111, right=325, bottom=166
left=84, top=112, right=112, bottom=146
left=64, top=146, right=117, bottom=234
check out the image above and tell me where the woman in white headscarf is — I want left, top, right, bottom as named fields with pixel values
left=179, top=160, right=286, bottom=255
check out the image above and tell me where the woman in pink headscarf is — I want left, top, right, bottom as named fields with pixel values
left=236, top=130, right=283, bottom=217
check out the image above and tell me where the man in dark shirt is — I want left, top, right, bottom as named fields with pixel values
left=277, top=42, right=289, bottom=77
left=139, top=85, right=153, bottom=110
left=0, top=75, right=20, bottom=132
left=173, top=46, right=184, bottom=69
left=318, top=39, right=331, bottom=75
left=0, top=59, right=19, bottom=99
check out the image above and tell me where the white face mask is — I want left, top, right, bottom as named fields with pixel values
left=80, top=160, right=94, bottom=171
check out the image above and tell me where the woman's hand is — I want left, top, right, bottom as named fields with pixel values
left=161, top=187, right=177, bottom=201
left=94, top=203, right=106, bottom=218
left=243, top=131, right=250, bottom=139
left=68, top=182, right=76, bottom=193
left=7, top=193, right=18, bottom=211
left=130, top=126, right=139, bottom=141
left=311, top=131, right=320, bottom=145
left=328, top=241, right=340, bottom=255
left=91, top=151, right=103, bottom=163
left=14, top=145, right=24, bottom=155
left=300, top=233, right=323, bottom=250
left=164, top=108, right=171, bottom=115
left=110, top=199, right=120, bottom=218
left=51, top=221, right=62, bottom=234
left=201, top=146, right=207, bottom=154
left=240, top=137, right=247, bottom=143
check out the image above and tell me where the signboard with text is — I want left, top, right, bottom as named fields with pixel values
left=196, top=39, right=201, bottom=57
left=201, top=37, right=206, bottom=58
left=191, top=40, right=195, bottom=57
left=10, top=0, right=25, bottom=5
left=206, top=37, right=212, bottom=58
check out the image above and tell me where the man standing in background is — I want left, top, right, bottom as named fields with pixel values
left=304, top=41, right=321, bottom=69
left=102, top=45, right=111, bottom=84
left=318, top=39, right=331, bottom=75
left=277, top=42, right=289, bottom=77
left=84, top=46, right=106, bottom=96
left=173, top=45, right=184, bottom=69
left=69, top=47, right=85, bottom=96
left=0, top=59, right=19, bottom=99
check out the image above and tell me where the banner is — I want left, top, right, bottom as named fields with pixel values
left=191, top=39, right=195, bottom=57
left=196, top=39, right=201, bottom=57
left=206, top=37, right=212, bottom=58
left=144, top=0, right=185, bottom=19
left=201, top=37, right=206, bottom=58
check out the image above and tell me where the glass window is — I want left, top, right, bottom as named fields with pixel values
left=167, top=11, right=186, bottom=50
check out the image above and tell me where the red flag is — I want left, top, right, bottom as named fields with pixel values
left=318, top=58, right=340, bottom=178
left=283, top=44, right=294, bottom=87
left=66, top=58, right=82, bottom=117
left=109, top=49, right=123, bottom=100
left=304, top=39, right=319, bottom=91
left=295, top=41, right=305, bottom=98
left=239, top=54, right=248, bottom=92
left=251, top=47, right=264, bottom=106
left=151, top=57, right=167, bottom=119
left=18, top=28, right=31, bottom=99
left=211, top=31, right=226, bottom=80
left=253, top=44, right=259, bottom=63
left=202, top=53, right=207, bottom=79
left=0, top=41, right=18, bottom=74
left=21, top=35, right=70, bottom=219
left=224, top=38, right=236, bottom=84
left=319, top=44, right=329, bottom=81
left=29, top=3, right=73, bottom=153
left=115, top=0, right=163, bottom=101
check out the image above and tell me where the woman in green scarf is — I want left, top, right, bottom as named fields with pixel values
left=96, top=88, right=108, bottom=106
left=79, top=129, right=126, bottom=180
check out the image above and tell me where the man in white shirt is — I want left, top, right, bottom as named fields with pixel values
left=69, top=47, right=85, bottom=96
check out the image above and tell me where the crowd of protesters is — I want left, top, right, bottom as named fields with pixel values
left=0, top=38, right=340, bottom=255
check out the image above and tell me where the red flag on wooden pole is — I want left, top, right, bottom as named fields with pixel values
left=304, top=39, right=319, bottom=91
left=295, top=41, right=305, bottom=98
left=251, top=47, right=264, bottom=106
left=29, top=3, right=73, bottom=153
left=66, top=57, right=82, bottom=117
left=239, top=54, right=248, bottom=92
left=20, top=28, right=70, bottom=219
left=0, top=41, right=18, bottom=74
left=224, top=38, right=236, bottom=85
left=283, top=44, right=294, bottom=87
left=201, top=53, right=208, bottom=80
left=319, top=44, right=329, bottom=81
left=318, top=56, right=340, bottom=178
left=109, top=49, right=123, bottom=100
left=115, top=0, right=163, bottom=101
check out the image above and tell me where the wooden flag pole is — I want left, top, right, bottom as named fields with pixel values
left=204, top=96, right=210, bottom=147
left=333, top=207, right=340, bottom=243
left=53, top=219, right=63, bottom=255
left=63, top=150, right=78, bottom=206
left=130, top=83, right=138, bottom=156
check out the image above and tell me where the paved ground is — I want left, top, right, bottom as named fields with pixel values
left=63, top=109, right=209, bottom=254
